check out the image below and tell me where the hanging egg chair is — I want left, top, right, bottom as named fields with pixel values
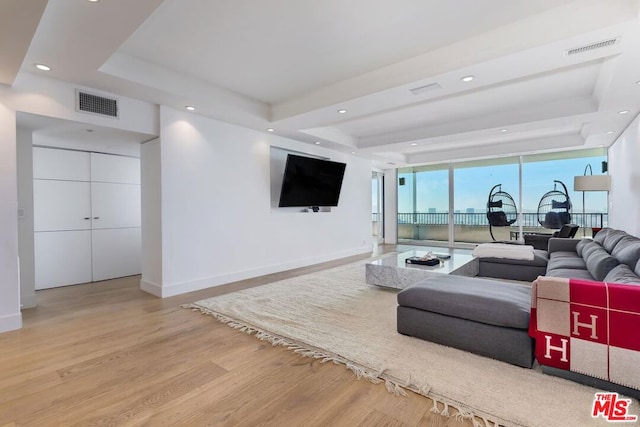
left=537, top=180, right=572, bottom=230
left=486, top=184, right=517, bottom=241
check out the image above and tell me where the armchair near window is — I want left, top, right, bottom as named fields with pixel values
left=524, top=224, right=579, bottom=250
left=553, top=223, right=579, bottom=239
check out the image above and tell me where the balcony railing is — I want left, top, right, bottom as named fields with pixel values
left=394, top=212, right=607, bottom=229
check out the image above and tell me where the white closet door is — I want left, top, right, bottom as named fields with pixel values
left=91, top=182, right=141, bottom=229
left=34, top=230, right=93, bottom=289
left=33, top=180, right=92, bottom=231
left=92, top=228, right=141, bottom=281
left=91, top=153, right=140, bottom=184
left=33, top=147, right=91, bottom=181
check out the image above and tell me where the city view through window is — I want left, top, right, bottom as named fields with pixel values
left=396, top=149, right=608, bottom=244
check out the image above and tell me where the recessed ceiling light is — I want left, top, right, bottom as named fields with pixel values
left=500, top=129, right=508, bottom=133
left=461, top=75, right=474, bottom=82
left=267, top=128, right=274, bottom=132
left=88, top=0, right=99, bottom=2
left=636, top=80, right=640, bottom=85
left=185, top=106, right=195, bottom=111
left=338, top=109, right=347, bottom=114
left=607, top=131, right=614, bottom=134
left=35, top=64, right=50, bottom=71
left=314, top=141, right=321, bottom=145
left=410, top=143, right=418, bottom=146
left=618, top=110, right=630, bottom=114
left=351, top=151, right=356, bottom=154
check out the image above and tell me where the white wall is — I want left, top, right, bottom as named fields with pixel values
left=16, top=127, right=36, bottom=308
left=141, top=106, right=372, bottom=297
left=0, top=103, right=21, bottom=332
left=608, top=113, right=640, bottom=236
left=0, top=74, right=158, bottom=333
left=140, top=139, right=163, bottom=289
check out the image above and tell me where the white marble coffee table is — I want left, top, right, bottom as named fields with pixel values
left=365, top=248, right=478, bottom=290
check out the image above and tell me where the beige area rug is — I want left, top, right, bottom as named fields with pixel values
left=184, top=260, right=620, bottom=427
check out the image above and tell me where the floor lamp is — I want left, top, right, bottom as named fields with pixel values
left=574, top=165, right=611, bottom=237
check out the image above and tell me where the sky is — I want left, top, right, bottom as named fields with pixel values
left=385, top=155, right=608, bottom=214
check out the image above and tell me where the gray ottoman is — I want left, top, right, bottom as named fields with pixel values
left=397, top=275, right=534, bottom=368
left=478, top=249, right=548, bottom=282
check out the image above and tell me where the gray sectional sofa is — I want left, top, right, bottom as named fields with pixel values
left=397, top=227, right=640, bottom=398
left=478, top=227, right=640, bottom=283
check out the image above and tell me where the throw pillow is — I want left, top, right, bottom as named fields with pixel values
left=576, top=239, right=592, bottom=257
left=586, top=249, right=620, bottom=282
left=581, top=241, right=603, bottom=262
left=610, top=237, right=640, bottom=268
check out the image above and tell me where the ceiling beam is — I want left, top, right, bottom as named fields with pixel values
left=0, top=0, right=48, bottom=85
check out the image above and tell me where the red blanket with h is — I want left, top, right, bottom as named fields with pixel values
left=529, top=276, right=640, bottom=390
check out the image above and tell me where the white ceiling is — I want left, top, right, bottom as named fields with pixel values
left=4, top=0, right=640, bottom=167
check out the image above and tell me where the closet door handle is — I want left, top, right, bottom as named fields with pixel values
left=84, top=217, right=90, bottom=220
left=93, top=217, right=100, bottom=220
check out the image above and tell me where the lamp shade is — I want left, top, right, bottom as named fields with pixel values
left=574, top=175, right=611, bottom=191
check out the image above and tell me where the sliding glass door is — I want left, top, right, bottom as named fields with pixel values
left=397, top=165, right=449, bottom=244
left=395, top=148, right=608, bottom=246
left=453, top=158, right=519, bottom=243
left=372, top=171, right=384, bottom=243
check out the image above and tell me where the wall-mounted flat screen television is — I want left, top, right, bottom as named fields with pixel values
left=278, top=154, right=347, bottom=208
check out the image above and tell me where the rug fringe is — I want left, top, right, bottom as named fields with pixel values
left=182, top=303, right=511, bottom=427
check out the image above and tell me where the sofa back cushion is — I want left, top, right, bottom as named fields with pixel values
left=586, top=248, right=620, bottom=281
left=593, top=228, right=627, bottom=253
left=611, top=236, right=640, bottom=268
left=604, top=264, right=640, bottom=285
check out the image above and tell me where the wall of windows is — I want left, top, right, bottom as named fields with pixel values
left=397, top=148, right=607, bottom=246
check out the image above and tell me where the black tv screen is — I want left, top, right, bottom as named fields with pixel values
left=278, top=154, right=346, bottom=208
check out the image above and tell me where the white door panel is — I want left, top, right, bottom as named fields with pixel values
left=33, top=147, right=91, bottom=181
left=34, top=230, right=93, bottom=289
left=91, top=183, right=141, bottom=229
left=91, top=153, right=140, bottom=184
left=92, top=228, right=141, bottom=281
left=33, top=180, right=91, bottom=231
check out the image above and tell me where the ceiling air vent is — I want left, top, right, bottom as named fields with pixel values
left=566, top=38, right=617, bottom=56
left=410, top=82, right=442, bottom=96
left=76, top=90, right=119, bottom=118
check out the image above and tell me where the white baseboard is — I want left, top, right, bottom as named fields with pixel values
left=149, top=245, right=372, bottom=298
left=0, top=313, right=22, bottom=333
left=20, top=293, right=37, bottom=309
left=140, top=279, right=163, bottom=297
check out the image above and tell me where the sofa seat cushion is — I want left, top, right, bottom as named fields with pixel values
left=477, top=249, right=548, bottom=267
left=545, top=268, right=595, bottom=280
left=547, top=256, right=587, bottom=270
left=397, top=275, right=531, bottom=329
left=604, top=264, right=640, bottom=285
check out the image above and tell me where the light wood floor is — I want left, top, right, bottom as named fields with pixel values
left=1, top=245, right=473, bottom=427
